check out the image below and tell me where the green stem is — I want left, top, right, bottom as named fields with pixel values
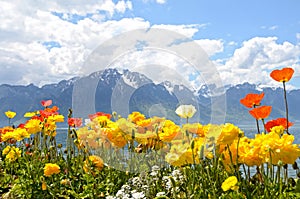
left=283, top=81, right=290, bottom=135
left=253, top=105, right=260, bottom=134
left=256, top=119, right=260, bottom=134
left=261, top=119, right=266, bottom=133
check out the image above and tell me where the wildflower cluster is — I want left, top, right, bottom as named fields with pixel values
left=0, top=67, right=299, bottom=199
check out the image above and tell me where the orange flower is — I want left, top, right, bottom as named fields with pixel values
left=249, top=106, right=272, bottom=120
left=240, top=93, right=264, bottom=108
left=88, top=112, right=111, bottom=121
left=264, top=118, right=293, bottom=132
left=68, top=118, right=82, bottom=127
left=270, top=67, right=294, bottom=82
left=40, top=106, right=59, bottom=118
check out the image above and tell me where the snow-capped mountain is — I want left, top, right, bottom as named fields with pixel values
left=0, top=68, right=299, bottom=126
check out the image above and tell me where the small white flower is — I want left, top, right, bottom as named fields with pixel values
left=175, top=104, right=197, bottom=119
left=131, top=191, right=146, bottom=199
left=131, top=177, right=142, bottom=187
left=151, top=165, right=160, bottom=171
left=150, top=171, right=158, bottom=177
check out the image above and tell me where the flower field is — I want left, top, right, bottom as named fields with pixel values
left=1, top=67, right=300, bottom=199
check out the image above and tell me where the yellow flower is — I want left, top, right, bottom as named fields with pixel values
left=182, top=123, right=206, bottom=137
left=84, top=155, right=104, bottom=173
left=165, top=140, right=200, bottom=166
left=25, top=119, right=42, bottom=134
left=42, top=181, right=47, bottom=190
left=175, top=104, right=196, bottom=119
left=128, top=112, right=146, bottom=123
left=2, top=145, right=11, bottom=155
left=1, top=130, right=20, bottom=142
left=158, top=120, right=180, bottom=142
left=24, top=112, right=37, bottom=117
left=48, top=114, right=64, bottom=123
left=44, top=163, right=60, bottom=177
left=239, top=139, right=263, bottom=167
left=270, top=125, right=285, bottom=135
left=2, top=146, right=22, bottom=162
left=16, top=128, right=30, bottom=141
left=5, top=110, right=16, bottom=119
left=221, top=176, right=238, bottom=191
left=217, top=123, right=243, bottom=145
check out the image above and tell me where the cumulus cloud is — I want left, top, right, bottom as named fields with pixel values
left=195, top=39, right=224, bottom=57
left=0, top=0, right=211, bottom=86
left=217, top=37, right=300, bottom=87
left=1, top=0, right=299, bottom=92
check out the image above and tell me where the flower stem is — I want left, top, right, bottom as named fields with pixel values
left=261, top=119, right=266, bottom=133
left=256, top=119, right=260, bottom=134
left=283, top=81, right=290, bottom=135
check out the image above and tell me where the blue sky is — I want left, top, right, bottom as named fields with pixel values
left=0, top=0, right=299, bottom=89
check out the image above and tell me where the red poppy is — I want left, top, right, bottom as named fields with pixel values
left=18, top=123, right=25, bottom=128
left=240, top=93, right=265, bottom=108
left=249, top=106, right=272, bottom=120
left=41, top=100, right=53, bottom=107
left=270, top=67, right=294, bottom=82
left=68, top=118, right=83, bottom=127
left=264, top=118, right=294, bottom=132
left=88, top=112, right=112, bottom=121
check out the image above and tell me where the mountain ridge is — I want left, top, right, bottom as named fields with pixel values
left=0, top=68, right=299, bottom=126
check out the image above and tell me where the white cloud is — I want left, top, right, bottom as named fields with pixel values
left=151, top=24, right=205, bottom=38
left=1, top=0, right=299, bottom=91
left=217, top=37, right=300, bottom=87
left=0, top=0, right=207, bottom=86
left=156, top=0, right=167, bottom=4
left=195, top=39, right=224, bottom=57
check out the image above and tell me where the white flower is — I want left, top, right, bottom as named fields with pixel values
left=175, top=104, right=197, bottom=119
left=131, top=191, right=146, bottom=199
left=151, top=165, right=160, bottom=171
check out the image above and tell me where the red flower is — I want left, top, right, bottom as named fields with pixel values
left=88, top=112, right=112, bottom=121
left=270, top=67, right=294, bottom=82
left=41, top=100, right=53, bottom=107
left=264, top=118, right=294, bottom=132
left=240, top=93, right=265, bottom=108
left=249, top=106, right=272, bottom=120
left=68, top=118, right=82, bottom=127
left=18, top=123, right=25, bottom=128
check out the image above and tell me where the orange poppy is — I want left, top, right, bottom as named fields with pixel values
left=88, top=112, right=112, bottom=121
left=240, top=93, right=265, bottom=108
left=249, top=106, right=272, bottom=120
left=264, top=118, right=293, bottom=132
left=270, top=67, right=294, bottom=82
left=68, top=118, right=83, bottom=127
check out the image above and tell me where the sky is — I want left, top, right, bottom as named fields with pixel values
left=0, top=0, right=299, bottom=90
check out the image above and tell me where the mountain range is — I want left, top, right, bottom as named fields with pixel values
left=0, top=68, right=299, bottom=127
